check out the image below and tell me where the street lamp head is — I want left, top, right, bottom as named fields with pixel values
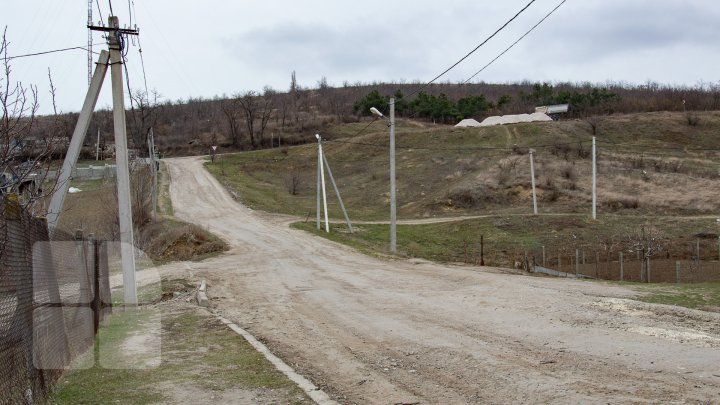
left=315, top=134, right=321, bottom=140
left=369, top=107, right=384, bottom=118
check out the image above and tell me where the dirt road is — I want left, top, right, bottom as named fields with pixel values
left=166, top=156, right=720, bottom=404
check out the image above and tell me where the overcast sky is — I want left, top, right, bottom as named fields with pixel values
left=3, top=0, right=719, bottom=114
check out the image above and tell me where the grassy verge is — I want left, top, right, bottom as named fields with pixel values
left=49, top=282, right=310, bottom=405
left=157, top=160, right=174, bottom=217
left=292, top=214, right=717, bottom=267
left=631, top=281, right=720, bottom=310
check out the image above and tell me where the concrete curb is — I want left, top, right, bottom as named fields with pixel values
left=214, top=314, right=337, bottom=405
left=196, top=280, right=209, bottom=307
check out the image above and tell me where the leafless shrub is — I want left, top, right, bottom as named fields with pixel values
left=447, top=187, right=480, bottom=208
left=512, top=144, right=528, bottom=155
left=560, top=164, right=576, bottom=181
left=577, top=142, right=590, bottom=159
left=685, top=112, right=700, bottom=126
left=545, top=190, right=560, bottom=202
left=584, top=115, right=600, bottom=135
left=543, top=177, right=556, bottom=190
left=630, top=155, right=645, bottom=169
left=550, top=142, right=572, bottom=161
left=605, top=198, right=639, bottom=212
left=284, top=172, right=303, bottom=195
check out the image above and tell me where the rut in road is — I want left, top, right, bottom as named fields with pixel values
left=165, top=156, right=720, bottom=404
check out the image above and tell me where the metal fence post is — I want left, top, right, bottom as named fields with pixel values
left=675, top=261, right=680, bottom=284
left=542, top=245, right=545, bottom=267
left=647, top=256, right=651, bottom=283
left=595, top=251, right=599, bottom=278
left=575, top=249, right=579, bottom=276
left=619, top=251, right=624, bottom=281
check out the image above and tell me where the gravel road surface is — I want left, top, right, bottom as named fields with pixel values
left=166, top=156, right=720, bottom=404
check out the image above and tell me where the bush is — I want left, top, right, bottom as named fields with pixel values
left=447, top=187, right=481, bottom=208
left=686, top=112, right=700, bottom=126
left=605, top=198, right=639, bottom=212
left=560, top=164, right=576, bottom=181
left=284, top=172, right=303, bottom=195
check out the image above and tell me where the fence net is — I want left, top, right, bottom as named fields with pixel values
left=1, top=200, right=111, bottom=405
left=531, top=237, right=720, bottom=283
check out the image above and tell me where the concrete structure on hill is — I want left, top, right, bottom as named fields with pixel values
left=455, top=118, right=482, bottom=127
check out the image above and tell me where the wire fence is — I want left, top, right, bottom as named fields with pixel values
left=1, top=198, right=111, bottom=405
left=528, top=237, right=720, bottom=283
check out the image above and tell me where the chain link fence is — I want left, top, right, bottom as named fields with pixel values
left=530, top=237, right=720, bottom=283
left=1, top=198, right=111, bottom=405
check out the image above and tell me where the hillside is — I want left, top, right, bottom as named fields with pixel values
left=206, top=110, right=720, bottom=221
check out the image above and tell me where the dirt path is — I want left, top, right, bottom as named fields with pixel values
left=165, top=156, right=720, bottom=404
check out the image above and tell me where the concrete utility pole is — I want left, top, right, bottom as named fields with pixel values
left=316, top=136, right=322, bottom=230
left=316, top=135, right=330, bottom=233
left=95, top=129, right=101, bottom=160
left=592, top=136, right=597, bottom=220
left=46, top=16, right=139, bottom=305
left=148, top=128, right=158, bottom=218
left=320, top=142, right=354, bottom=233
left=108, top=17, right=138, bottom=305
left=370, top=99, right=397, bottom=252
left=529, top=149, right=538, bottom=215
left=389, top=97, right=397, bottom=252
left=47, top=50, right=110, bottom=235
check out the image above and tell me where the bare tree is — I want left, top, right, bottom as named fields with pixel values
left=584, top=115, right=600, bottom=135
left=258, top=87, right=276, bottom=145
left=1, top=28, right=61, bottom=214
left=627, top=226, right=663, bottom=283
left=220, top=96, right=241, bottom=146
left=128, top=89, right=162, bottom=151
left=237, top=91, right=258, bottom=148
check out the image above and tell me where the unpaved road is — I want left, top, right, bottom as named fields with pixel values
left=166, top=156, right=720, bottom=404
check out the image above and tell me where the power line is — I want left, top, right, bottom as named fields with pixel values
left=6, top=45, right=103, bottom=60
left=108, top=0, right=115, bottom=17
left=463, top=0, right=568, bottom=84
left=95, top=0, right=105, bottom=24
left=407, top=0, right=537, bottom=98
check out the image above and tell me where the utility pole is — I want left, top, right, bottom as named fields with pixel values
left=592, top=136, right=597, bottom=220
left=148, top=128, right=158, bottom=218
left=529, top=149, right=538, bottom=215
left=95, top=129, right=101, bottom=160
left=320, top=140, right=353, bottom=233
left=389, top=97, right=397, bottom=252
left=108, top=17, right=138, bottom=305
left=316, top=136, right=321, bottom=230
left=316, top=135, right=330, bottom=233
left=46, top=16, right=139, bottom=305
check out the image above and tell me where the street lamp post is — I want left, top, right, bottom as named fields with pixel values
left=371, top=97, right=397, bottom=252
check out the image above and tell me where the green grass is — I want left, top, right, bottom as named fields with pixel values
left=157, top=161, right=174, bottom=217
left=632, top=281, right=720, bottom=310
left=49, top=302, right=309, bottom=404
left=293, top=214, right=718, bottom=268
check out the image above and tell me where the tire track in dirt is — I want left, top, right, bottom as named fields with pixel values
left=165, top=156, right=720, bottom=404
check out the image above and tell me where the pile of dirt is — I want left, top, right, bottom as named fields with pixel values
left=138, top=220, right=228, bottom=262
